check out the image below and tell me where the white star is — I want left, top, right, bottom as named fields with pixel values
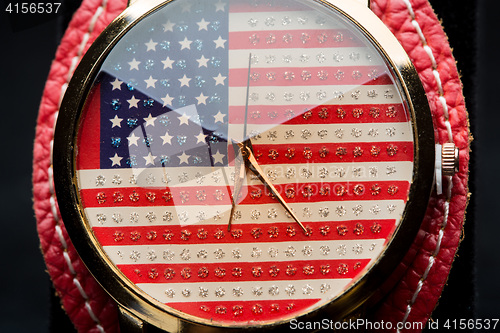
left=195, top=132, right=207, bottom=144
left=127, top=96, right=140, bottom=108
left=178, top=74, right=191, bottom=87
left=161, top=56, right=174, bottom=69
left=178, top=113, right=191, bottom=125
left=161, top=94, right=174, bottom=107
left=196, top=93, right=208, bottom=105
left=215, top=0, right=226, bottom=12
left=178, top=151, right=191, bottom=164
left=213, top=36, right=227, bottom=49
left=212, top=150, right=225, bottom=165
left=143, top=113, right=156, bottom=127
left=197, top=18, right=210, bottom=30
left=109, top=115, right=123, bottom=128
left=213, top=73, right=227, bottom=86
left=196, top=55, right=209, bottom=68
left=110, top=153, right=122, bottom=166
left=145, top=39, right=158, bottom=51
left=127, top=133, right=140, bottom=146
left=163, top=20, right=175, bottom=32
left=143, top=152, right=157, bottom=166
left=179, top=37, right=192, bottom=50
left=144, top=76, right=157, bottom=88
left=110, top=78, right=122, bottom=90
left=213, top=111, right=226, bottom=123
left=161, top=131, right=173, bottom=145
left=128, top=58, right=141, bottom=70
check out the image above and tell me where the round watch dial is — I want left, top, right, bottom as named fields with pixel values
left=73, top=0, right=415, bottom=327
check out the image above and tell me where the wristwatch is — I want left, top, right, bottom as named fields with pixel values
left=33, top=0, right=470, bottom=332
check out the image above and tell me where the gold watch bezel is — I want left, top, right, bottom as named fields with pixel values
left=53, top=0, right=435, bottom=331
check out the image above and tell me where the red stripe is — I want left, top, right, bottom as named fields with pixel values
left=118, top=259, right=370, bottom=284
left=167, top=299, right=321, bottom=323
left=80, top=180, right=409, bottom=208
left=229, top=67, right=392, bottom=86
left=252, top=142, right=414, bottom=164
left=93, top=220, right=396, bottom=246
left=228, top=104, right=409, bottom=124
left=76, top=84, right=101, bottom=169
left=229, top=29, right=362, bottom=49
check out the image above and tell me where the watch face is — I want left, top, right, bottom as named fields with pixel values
left=60, top=0, right=427, bottom=328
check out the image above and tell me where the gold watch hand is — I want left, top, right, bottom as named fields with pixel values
left=238, top=141, right=307, bottom=233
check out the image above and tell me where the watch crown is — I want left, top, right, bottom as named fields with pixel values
left=441, top=143, right=459, bottom=176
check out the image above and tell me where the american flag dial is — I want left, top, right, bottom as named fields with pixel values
left=73, top=0, right=417, bottom=327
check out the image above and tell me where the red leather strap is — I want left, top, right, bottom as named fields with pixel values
left=33, top=0, right=469, bottom=332
left=370, top=0, right=470, bottom=331
left=33, top=0, right=127, bottom=332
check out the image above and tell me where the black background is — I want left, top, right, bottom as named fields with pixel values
left=0, top=0, right=497, bottom=332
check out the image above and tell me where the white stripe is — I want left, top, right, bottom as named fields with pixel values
left=229, top=47, right=376, bottom=68
left=229, top=85, right=402, bottom=106
left=228, top=122, right=413, bottom=144
left=78, top=161, right=413, bottom=190
left=229, top=10, right=342, bottom=32
left=85, top=200, right=404, bottom=227
left=138, top=278, right=353, bottom=303
left=104, top=239, right=386, bottom=265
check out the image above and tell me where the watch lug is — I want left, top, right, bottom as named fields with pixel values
left=118, top=306, right=147, bottom=333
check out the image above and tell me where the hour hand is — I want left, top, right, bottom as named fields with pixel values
left=237, top=140, right=307, bottom=233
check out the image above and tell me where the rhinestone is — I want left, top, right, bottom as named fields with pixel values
left=371, top=222, right=382, bottom=234
left=353, top=244, right=363, bottom=255
left=302, top=284, right=314, bottom=295
left=388, top=185, right=399, bottom=195
left=302, top=246, right=313, bottom=256
left=182, top=289, right=191, bottom=297
left=320, top=283, right=331, bottom=294
left=248, top=18, right=258, bottom=27
left=286, top=265, right=297, bottom=276
left=285, top=285, right=296, bottom=296
left=269, top=285, right=279, bottom=295
left=353, top=205, right=363, bottom=216
left=303, top=207, right=312, bottom=218
left=251, top=210, right=261, bottom=220
left=282, top=54, right=293, bottom=63
left=165, top=289, right=175, bottom=298
left=164, top=268, right=175, bottom=280
left=268, top=248, right=279, bottom=257
left=265, top=16, right=275, bottom=26
left=284, top=92, right=294, bottom=101
left=232, top=267, right=243, bottom=277
left=284, top=246, right=296, bottom=257
left=301, top=70, right=312, bottom=81
left=337, top=264, right=349, bottom=275
left=337, top=225, right=348, bottom=236
left=316, top=52, right=326, bottom=63
left=214, top=267, right=226, bottom=278
left=317, top=70, right=328, bottom=80
left=199, top=287, right=209, bottom=298
left=215, top=306, right=226, bottom=314
left=251, top=247, right=262, bottom=257
left=386, top=106, right=397, bottom=117
left=180, top=249, right=191, bottom=261
left=253, top=287, right=263, bottom=296
left=303, top=265, right=315, bottom=275
left=283, top=33, right=293, bottom=43
left=163, top=250, right=174, bottom=261
left=252, top=266, right=263, bottom=277
left=251, top=228, right=262, bottom=238
left=232, top=249, right=242, bottom=259
left=370, top=205, right=381, bottom=215
left=163, top=230, right=174, bottom=241
left=354, top=223, right=365, bottom=235
left=301, top=33, right=311, bottom=43
left=249, top=33, right=259, bottom=45
left=252, top=304, right=263, bottom=315
left=318, top=207, right=330, bottom=218
left=214, top=248, right=225, bottom=259
left=180, top=268, right=192, bottom=280
left=337, top=245, right=347, bottom=256
left=319, top=264, right=331, bottom=276
left=319, top=226, right=330, bottom=236
left=233, top=287, right=244, bottom=297
left=197, top=250, right=208, bottom=259
left=316, top=90, right=327, bottom=100
left=266, top=34, right=276, bottom=44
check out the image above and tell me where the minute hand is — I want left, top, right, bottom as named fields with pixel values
left=239, top=143, right=307, bottom=233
